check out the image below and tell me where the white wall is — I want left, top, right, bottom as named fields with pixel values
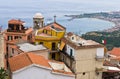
left=96, top=48, right=104, bottom=58
left=12, top=65, right=74, bottom=79
left=66, top=45, right=75, bottom=57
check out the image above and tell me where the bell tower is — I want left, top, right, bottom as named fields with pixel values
left=33, top=13, right=44, bottom=30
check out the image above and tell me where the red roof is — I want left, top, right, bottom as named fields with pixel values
left=44, top=22, right=66, bottom=31
left=9, top=53, right=74, bottom=76
left=8, top=19, right=24, bottom=25
left=67, top=32, right=73, bottom=36
left=110, top=48, right=120, bottom=56
left=9, top=53, right=50, bottom=72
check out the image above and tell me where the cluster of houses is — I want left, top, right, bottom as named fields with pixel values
left=0, top=13, right=120, bottom=79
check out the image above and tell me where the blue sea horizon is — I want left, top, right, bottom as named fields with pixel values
left=0, top=0, right=118, bottom=34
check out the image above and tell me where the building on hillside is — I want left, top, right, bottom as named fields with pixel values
left=4, top=19, right=33, bottom=42
left=8, top=53, right=75, bottom=79
left=7, top=40, right=49, bottom=59
left=0, top=33, right=5, bottom=68
left=35, top=22, right=66, bottom=60
left=59, top=32, right=105, bottom=79
left=33, top=13, right=44, bottom=30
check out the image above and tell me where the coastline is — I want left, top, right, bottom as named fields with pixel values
left=94, top=17, right=120, bottom=32
left=65, top=12, right=120, bottom=32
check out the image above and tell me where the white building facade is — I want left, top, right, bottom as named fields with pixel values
left=60, top=32, right=105, bottom=79
left=12, top=65, right=74, bottom=79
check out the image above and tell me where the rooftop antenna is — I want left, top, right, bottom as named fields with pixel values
left=54, top=15, right=56, bottom=22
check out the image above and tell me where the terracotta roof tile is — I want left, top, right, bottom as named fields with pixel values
left=28, top=53, right=50, bottom=68
left=8, top=19, right=24, bottom=25
left=67, top=32, right=73, bottom=36
left=9, top=53, right=74, bottom=76
left=110, top=48, right=120, bottom=56
left=9, top=53, right=31, bottom=72
left=9, top=53, right=50, bottom=72
left=44, top=22, right=66, bottom=31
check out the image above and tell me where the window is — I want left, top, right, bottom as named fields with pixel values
left=52, top=53, right=55, bottom=60
left=70, top=49, right=73, bottom=56
left=14, top=36, right=18, bottom=39
left=12, top=48, right=14, bottom=54
left=6, top=46, right=8, bottom=53
left=52, top=42, right=56, bottom=50
left=16, top=25, right=20, bottom=30
left=83, top=72, right=85, bottom=75
left=14, top=36, right=21, bottom=39
left=72, top=37, right=74, bottom=40
left=8, top=36, right=13, bottom=40
left=28, top=35, right=30, bottom=40
left=56, top=32, right=57, bottom=36
left=8, top=24, right=14, bottom=30
left=40, top=42, right=43, bottom=44
left=46, top=30, right=47, bottom=34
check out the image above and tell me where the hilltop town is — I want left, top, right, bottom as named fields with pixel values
left=0, top=13, right=120, bottom=79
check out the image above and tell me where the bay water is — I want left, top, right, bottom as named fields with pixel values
left=0, top=0, right=117, bottom=33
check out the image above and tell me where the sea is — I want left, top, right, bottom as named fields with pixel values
left=0, top=0, right=119, bottom=34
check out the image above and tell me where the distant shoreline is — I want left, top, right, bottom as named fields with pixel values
left=65, top=11, right=120, bottom=32
left=93, top=17, right=120, bottom=32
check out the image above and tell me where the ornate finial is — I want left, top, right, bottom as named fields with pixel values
left=54, top=15, right=56, bottom=22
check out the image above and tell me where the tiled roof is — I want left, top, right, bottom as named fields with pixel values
left=9, top=53, right=50, bottom=72
left=9, top=53, right=74, bottom=76
left=9, top=53, right=32, bottom=72
left=61, top=37, right=104, bottom=50
left=44, top=22, right=66, bottom=31
left=27, top=53, right=50, bottom=68
left=110, top=48, right=120, bottom=56
left=8, top=19, right=24, bottom=25
left=25, top=28, right=33, bottom=34
left=67, top=32, right=73, bottom=36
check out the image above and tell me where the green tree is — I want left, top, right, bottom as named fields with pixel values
left=0, top=67, right=8, bottom=79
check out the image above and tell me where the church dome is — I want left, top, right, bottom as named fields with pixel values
left=33, top=13, right=44, bottom=18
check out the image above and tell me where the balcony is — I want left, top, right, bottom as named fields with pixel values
left=35, top=35, right=60, bottom=41
left=7, top=29, right=28, bottom=33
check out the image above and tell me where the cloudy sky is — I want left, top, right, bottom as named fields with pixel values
left=0, top=0, right=119, bottom=29
left=0, top=0, right=119, bottom=12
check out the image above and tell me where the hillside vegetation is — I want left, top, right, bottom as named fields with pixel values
left=82, top=30, right=120, bottom=50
